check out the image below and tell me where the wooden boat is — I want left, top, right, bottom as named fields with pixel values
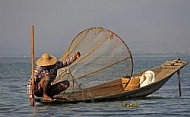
left=47, top=59, right=187, bottom=103
left=35, top=27, right=188, bottom=104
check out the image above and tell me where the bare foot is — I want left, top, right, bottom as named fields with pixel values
left=42, top=94, right=52, bottom=101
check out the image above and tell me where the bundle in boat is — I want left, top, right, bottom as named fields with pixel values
left=122, top=77, right=140, bottom=91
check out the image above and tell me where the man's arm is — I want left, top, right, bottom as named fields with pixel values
left=27, top=78, right=35, bottom=106
left=27, top=79, right=33, bottom=98
left=27, top=67, right=42, bottom=105
left=58, top=51, right=81, bottom=68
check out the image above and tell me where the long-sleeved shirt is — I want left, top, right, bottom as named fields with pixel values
left=27, top=55, right=77, bottom=98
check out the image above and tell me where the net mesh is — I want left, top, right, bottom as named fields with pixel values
left=52, top=27, right=133, bottom=92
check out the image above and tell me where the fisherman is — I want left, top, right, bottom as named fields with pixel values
left=27, top=51, right=80, bottom=105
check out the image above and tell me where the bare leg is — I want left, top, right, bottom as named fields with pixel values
left=40, top=75, right=52, bottom=101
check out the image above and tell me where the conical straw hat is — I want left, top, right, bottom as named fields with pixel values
left=36, top=53, right=57, bottom=66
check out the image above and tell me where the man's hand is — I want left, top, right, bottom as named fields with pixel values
left=30, top=97, right=35, bottom=106
left=74, top=51, right=81, bottom=58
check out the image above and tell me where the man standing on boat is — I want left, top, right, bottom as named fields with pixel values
left=27, top=51, right=80, bottom=105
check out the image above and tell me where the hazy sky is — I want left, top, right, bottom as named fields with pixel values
left=0, top=0, right=190, bottom=57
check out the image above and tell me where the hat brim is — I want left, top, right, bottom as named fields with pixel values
left=36, top=56, right=57, bottom=66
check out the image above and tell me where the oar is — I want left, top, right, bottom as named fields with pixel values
left=31, top=25, right=35, bottom=106
left=177, top=70, right=181, bottom=97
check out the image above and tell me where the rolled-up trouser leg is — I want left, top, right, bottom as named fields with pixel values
left=48, top=80, right=70, bottom=96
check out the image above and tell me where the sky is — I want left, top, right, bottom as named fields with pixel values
left=0, top=0, right=190, bottom=57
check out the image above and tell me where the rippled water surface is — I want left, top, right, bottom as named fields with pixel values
left=0, top=56, right=189, bottom=117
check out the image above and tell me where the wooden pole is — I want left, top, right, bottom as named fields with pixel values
left=31, top=25, right=35, bottom=106
left=177, top=70, right=181, bottom=97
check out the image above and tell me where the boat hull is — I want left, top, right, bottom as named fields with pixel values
left=36, top=59, right=188, bottom=104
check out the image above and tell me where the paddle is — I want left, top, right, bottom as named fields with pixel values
left=30, top=25, right=35, bottom=106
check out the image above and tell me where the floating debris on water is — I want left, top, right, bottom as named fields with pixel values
left=122, top=102, right=140, bottom=108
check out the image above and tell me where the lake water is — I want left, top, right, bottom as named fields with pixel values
left=0, top=56, right=189, bottom=117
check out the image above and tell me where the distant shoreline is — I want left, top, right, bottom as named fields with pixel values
left=1, top=53, right=190, bottom=58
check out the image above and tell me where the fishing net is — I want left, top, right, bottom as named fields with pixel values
left=52, top=27, right=133, bottom=92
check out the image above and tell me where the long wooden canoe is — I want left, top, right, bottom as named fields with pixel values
left=36, top=58, right=187, bottom=104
